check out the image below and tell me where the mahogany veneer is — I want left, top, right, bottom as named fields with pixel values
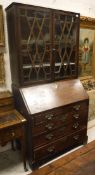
left=29, top=140, right=95, bottom=175
left=12, top=79, right=89, bottom=169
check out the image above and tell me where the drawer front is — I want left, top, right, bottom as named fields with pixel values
left=32, top=101, right=88, bottom=126
left=33, top=120, right=87, bottom=148
left=32, top=101, right=88, bottom=136
left=34, top=128, right=87, bottom=162
left=32, top=114, right=70, bottom=136
left=32, top=108, right=69, bottom=126
left=0, top=126, right=23, bottom=144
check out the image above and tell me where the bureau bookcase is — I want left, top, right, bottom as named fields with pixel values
left=6, top=3, right=89, bottom=169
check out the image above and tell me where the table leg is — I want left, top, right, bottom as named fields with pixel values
left=21, top=127, right=28, bottom=171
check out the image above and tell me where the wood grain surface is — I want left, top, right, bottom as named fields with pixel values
left=20, top=79, right=88, bottom=114
left=29, top=140, right=95, bottom=175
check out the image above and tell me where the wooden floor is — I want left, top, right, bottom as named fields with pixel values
left=29, top=140, right=95, bottom=175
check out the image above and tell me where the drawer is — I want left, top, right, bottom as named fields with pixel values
left=32, top=115, right=70, bottom=136
left=34, top=134, right=69, bottom=161
left=32, top=114, right=87, bottom=136
left=33, top=121, right=87, bottom=148
left=0, top=126, right=23, bottom=144
left=32, top=101, right=88, bottom=127
left=34, top=128, right=87, bottom=161
left=32, top=108, right=70, bottom=126
left=32, top=102, right=88, bottom=136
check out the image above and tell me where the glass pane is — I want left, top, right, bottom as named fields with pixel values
left=53, top=12, right=79, bottom=79
left=19, top=8, right=52, bottom=84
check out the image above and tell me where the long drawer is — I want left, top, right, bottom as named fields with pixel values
left=32, top=101, right=88, bottom=127
left=32, top=101, right=88, bottom=136
left=33, top=128, right=87, bottom=162
left=32, top=114, right=87, bottom=137
left=32, top=121, right=87, bottom=148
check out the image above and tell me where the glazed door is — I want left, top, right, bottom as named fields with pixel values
left=18, top=6, right=53, bottom=85
left=52, top=10, right=80, bottom=80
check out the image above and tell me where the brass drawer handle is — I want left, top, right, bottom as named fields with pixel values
left=73, top=105, right=80, bottom=111
left=11, top=131, right=15, bottom=137
left=45, top=114, right=54, bottom=120
left=45, top=123, right=53, bottom=130
left=47, top=146, right=55, bottom=153
left=73, top=114, right=79, bottom=119
left=45, top=134, right=54, bottom=140
left=73, top=122, right=79, bottom=129
left=73, top=135, right=79, bottom=140
left=52, top=48, right=56, bottom=51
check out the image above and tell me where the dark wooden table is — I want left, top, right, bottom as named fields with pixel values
left=0, top=109, right=27, bottom=171
left=29, top=140, right=95, bottom=175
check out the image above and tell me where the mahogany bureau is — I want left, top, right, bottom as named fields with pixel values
left=12, top=79, right=89, bottom=169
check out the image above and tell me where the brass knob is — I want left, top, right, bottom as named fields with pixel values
left=73, top=135, right=79, bottom=140
left=45, top=123, right=53, bottom=130
left=73, top=122, right=79, bottom=129
left=45, top=114, right=53, bottom=120
left=73, top=114, right=79, bottom=119
left=45, top=134, right=54, bottom=140
left=12, top=131, right=15, bottom=137
left=47, top=146, right=55, bottom=153
left=73, top=105, right=80, bottom=111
